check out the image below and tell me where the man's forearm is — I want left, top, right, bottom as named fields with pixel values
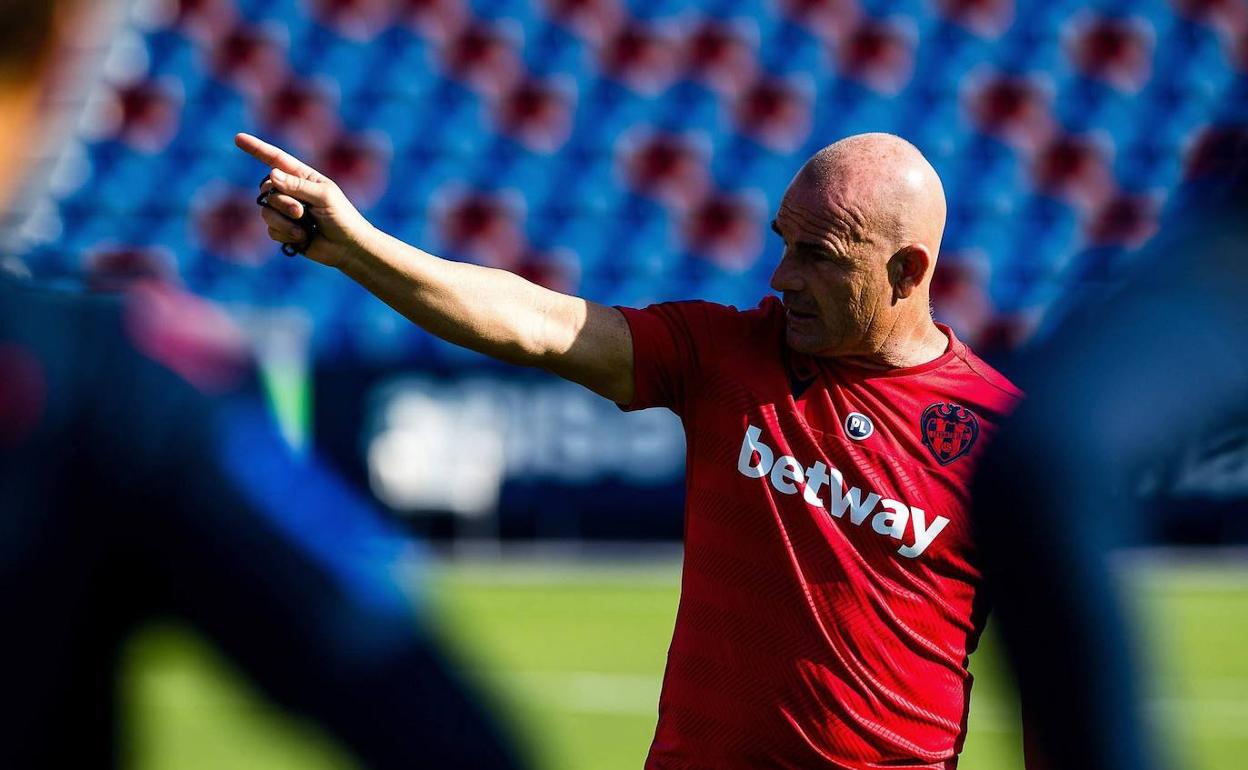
left=339, top=227, right=578, bottom=367
left=235, top=131, right=633, bottom=402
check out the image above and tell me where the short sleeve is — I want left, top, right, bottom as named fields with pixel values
left=615, top=300, right=742, bottom=415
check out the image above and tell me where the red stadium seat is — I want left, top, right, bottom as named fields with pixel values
left=1184, top=124, right=1248, bottom=180
left=974, top=313, right=1037, bottom=356
left=442, top=22, right=523, bottom=97
left=435, top=190, right=527, bottom=268
left=934, top=0, right=1014, bottom=39
left=684, top=19, right=758, bottom=97
left=732, top=77, right=812, bottom=153
left=1085, top=192, right=1160, bottom=248
left=257, top=77, right=341, bottom=152
left=314, top=133, right=391, bottom=207
left=106, top=79, right=183, bottom=153
left=210, top=23, right=288, bottom=97
left=494, top=78, right=576, bottom=154
left=1170, top=0, right=1248, bottom=33
left=514, top=248, right=580, bottom=293
left=779, top=0, right=862, bottom=43
left=169, top=0, right=237, bottom=42
left=84, top=246, right=179, bottom=292
left=1226, top=24, right=1248, bottom=73
left=599, top=21, right=683, bottom=96
left=193, top=187, right=278, bottom=265
left=1066, top=15, right=1155, bottom=93
left=836, top=18, right=917, bottom=95
left=398, top=0, right=471, bottom=44
left=930, top=252, right=995, bottom=348
left=683, top=191, right=764, bottom=271
left=543, top=0, right=626, bottom=47
left=1029, top=133, right=1116, bottom=209
left=965, top=73, right=1055, bottom=150
left=619, top=132, right=710, bottom=210
left=309, top=0, right=396, bottom=41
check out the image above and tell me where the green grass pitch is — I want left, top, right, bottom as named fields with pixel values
left=120, top=558, right=1248, bottom=769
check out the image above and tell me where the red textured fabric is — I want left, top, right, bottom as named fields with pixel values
left=618, top=296, right=1022, bottom=770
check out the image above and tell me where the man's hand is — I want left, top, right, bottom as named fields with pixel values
left=234, top=133, right=377, bottom=269
left=232, top=133, right=635, bottom=405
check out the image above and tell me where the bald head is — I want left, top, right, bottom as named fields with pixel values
left=796, top=133, right=947, bottom=258
left=769, top=133, right=952, bottom=365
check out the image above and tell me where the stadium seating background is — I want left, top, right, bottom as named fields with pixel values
left=17, top=0, right=1247, bottom=364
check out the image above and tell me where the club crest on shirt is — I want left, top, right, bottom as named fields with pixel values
left=920, top=402, right=980, bottom=465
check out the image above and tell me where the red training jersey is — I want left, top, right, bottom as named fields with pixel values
left=618, top=296, right=1022, bottom=770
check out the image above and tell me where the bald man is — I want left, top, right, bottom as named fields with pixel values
left=240, top=131, right=1022, bottom=768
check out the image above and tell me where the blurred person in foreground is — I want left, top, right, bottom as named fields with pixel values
left=0, top=3, right=523, bottom=769
left=239, top=129, right=1024, bottom=768
left=971, top=134, right=1248, bottom=770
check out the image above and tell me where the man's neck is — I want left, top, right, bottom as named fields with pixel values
left=841, top=317, right=950, bottom=371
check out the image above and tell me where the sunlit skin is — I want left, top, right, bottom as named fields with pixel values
left=769, top=133, right=951, bottom=369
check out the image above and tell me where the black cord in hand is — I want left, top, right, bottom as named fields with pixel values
left=256, top=176, right=320, bottom=256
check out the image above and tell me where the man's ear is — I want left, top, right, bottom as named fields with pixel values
left=888, top=244, right=932, bottom=301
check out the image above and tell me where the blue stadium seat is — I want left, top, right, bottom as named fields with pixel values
left=524, top=21, right=587, bottom=79
left=757, top=19, right=822, bottom=78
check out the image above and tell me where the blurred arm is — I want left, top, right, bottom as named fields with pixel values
left=234, top=133, right=634, bottom=404
left=0, top=287, right=526, bottom=770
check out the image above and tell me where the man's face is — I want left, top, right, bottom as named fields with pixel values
left=768, top=176, right=895, bottom=357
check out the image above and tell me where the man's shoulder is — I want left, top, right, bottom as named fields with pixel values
left=623, top=295, right=784, bottom=346
left=632, top=294, right=781, bottom=320
left=948, top=341, right=1024, bottom=416
left=702, top=294, right=784, bottom=335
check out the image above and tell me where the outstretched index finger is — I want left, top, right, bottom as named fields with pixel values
left=234, top=133, right=321, bottom=180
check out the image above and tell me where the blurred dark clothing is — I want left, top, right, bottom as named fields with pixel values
left=0, top=277, right=522, bottom=770
left=972, top=152, right=1248, bottom=769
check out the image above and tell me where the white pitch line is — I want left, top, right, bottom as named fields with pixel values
left=490, top=671, right=662, bottom=715
left=479, top=670, right=1248, bottom=735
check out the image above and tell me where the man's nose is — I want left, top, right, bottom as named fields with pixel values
left=769, top=251, right=803, bottom=293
